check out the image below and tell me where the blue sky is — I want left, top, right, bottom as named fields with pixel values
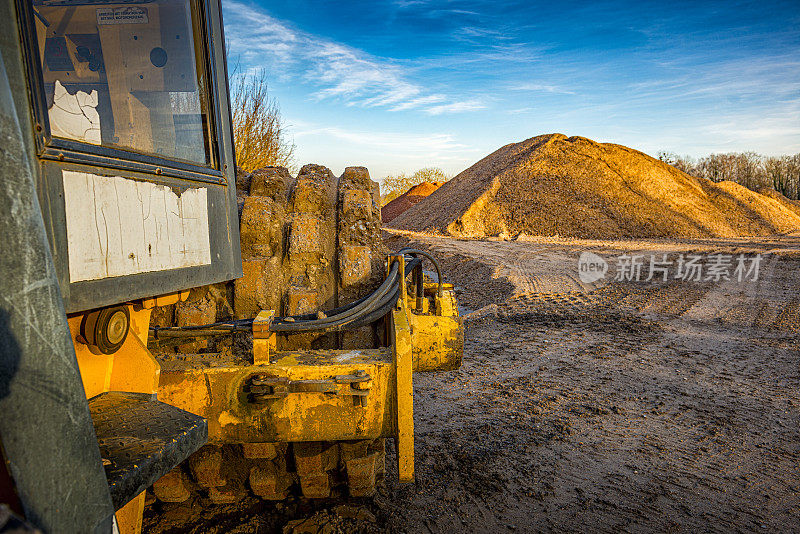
left=222, top=0, right=800, bottom=181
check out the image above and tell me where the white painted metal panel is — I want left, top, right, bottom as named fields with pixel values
left=62, top=170, right=211, bottom=282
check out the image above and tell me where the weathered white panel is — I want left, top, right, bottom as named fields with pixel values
left=62, top=171, right=211, bottom=282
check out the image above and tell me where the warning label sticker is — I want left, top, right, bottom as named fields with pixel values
left=97, top=7, right=148, bottom=25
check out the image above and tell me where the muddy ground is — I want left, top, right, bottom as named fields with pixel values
left=146, top=231, right=800, bottom=533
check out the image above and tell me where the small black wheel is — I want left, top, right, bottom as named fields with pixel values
left=81, top=306, right=130, bottom=354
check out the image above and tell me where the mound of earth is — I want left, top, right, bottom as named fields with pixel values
left=389, top=134, right=800, bottom=239
left=381, top=181, right=443, bottom=223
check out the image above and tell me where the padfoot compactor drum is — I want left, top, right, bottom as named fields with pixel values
left=147, top=164, right=462, bottom=506
left=0, top=0, right=462, bottom=532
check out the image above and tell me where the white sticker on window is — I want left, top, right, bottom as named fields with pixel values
left=49, top=80, right=101, bottom=145
left=96, top=7, right=148, bottom=25
left=62, top=171, right=211, bottom=282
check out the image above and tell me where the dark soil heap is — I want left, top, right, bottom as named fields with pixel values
left=389, top=134, right=800, bottom=239
left=381, top=181, right=443, bottom=223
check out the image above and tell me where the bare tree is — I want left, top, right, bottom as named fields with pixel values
left=658, top=151, right=696, bottom=175
left=660, top=149, right=800, bottom=198
left=790, top=155, right=800, bottom=200
left=380, top=167, right=450, bottom=205
left=765, top=156, right=793, bottom=198
left=230, top=67, right=296, bottom=173
left=733, top=152, right=765, bottom=191
left=695, top=154, right=731, bottom=183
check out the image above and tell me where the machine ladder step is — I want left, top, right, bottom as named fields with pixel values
left=88, top=392, right=207, bottom=509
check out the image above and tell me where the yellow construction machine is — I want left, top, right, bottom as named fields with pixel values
left=0, top=0, right=462, bottom=532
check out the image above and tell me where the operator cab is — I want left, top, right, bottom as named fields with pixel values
left=0, top=0, right=239, bottom=531
left=17, top=0, right=240, bottom=312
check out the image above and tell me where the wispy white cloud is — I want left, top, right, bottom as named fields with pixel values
left=390, top=94, right=447, bottom=111
left=627, top=55, right=800, bottom=103
left=223, top=0, right=484, bottom=115
left=290, top=121, right=484, bottom=178
left=391, top=0, right=430, bottom=8
left=424, top=100, right=486, bottom=115
left=509, top=82, right=575, bottom=95
left=695, top=100, right=800, bottom=153
left=294, top=122, right=472, bottom=157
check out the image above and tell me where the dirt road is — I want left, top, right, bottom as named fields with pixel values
left=145, top=231, right=800, bottom=533
left=376, top=231, right=800, bottom=533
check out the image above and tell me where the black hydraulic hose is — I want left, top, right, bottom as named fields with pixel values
left=276, top=256, right=418, bottom=328
left=300, top=256, right=420, bottom=332
left=271, top=257, right=422, bottom=333
left=414, top=263, right=424, bottom=310
left=347, top=287, right=401, bottom=329
left=156, top=287, right=380, bottom=332
left=345, top=254, right=428, bottom=330
left=286, top=288, right=399, bottom=334
left=170, top=318, right=251, bottom=331
left=270, top=260, right=404, bottom=332
left=276, top=274, right=389, bottom=322
left=155, top=328, right=241, bottom=337
left=397, top=248, right=443, bottom=296
left=150, top=255, right=424, bottom=339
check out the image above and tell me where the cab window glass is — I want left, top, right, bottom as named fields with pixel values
left=32, top=0, right=212, bottom=165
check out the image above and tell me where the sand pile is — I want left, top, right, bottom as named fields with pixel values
left=381, top=181, right=443, bottom=223
left=389, top=134, right=800, bottom=239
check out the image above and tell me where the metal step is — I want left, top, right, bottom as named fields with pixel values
left=88, top=392, right=207, bottom=509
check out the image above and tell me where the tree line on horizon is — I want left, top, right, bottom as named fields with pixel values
left=658, top=151, right=800, bottom=200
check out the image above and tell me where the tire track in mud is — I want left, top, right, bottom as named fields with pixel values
left=377, top=235, right=800, bottom=534
left=391, top=300, right=798, bottom=533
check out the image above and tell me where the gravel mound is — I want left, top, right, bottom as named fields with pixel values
left=381, top=181, right=443, bottom=223
left=389, top=133, right=800, bottom=239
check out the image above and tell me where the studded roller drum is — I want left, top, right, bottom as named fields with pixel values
left=147, top=164, right=389, bottom=503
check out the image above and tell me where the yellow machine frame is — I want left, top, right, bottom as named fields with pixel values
left=69, top=255, right=462, bottom=532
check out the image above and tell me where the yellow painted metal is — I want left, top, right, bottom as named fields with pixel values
left=387, top=254, right=415, bottom=483
left=140, top=290, right=190, bottom=310
left=158, top=349, right=395, bottom=443
left=253, top=310, right=277, bottom=364
left=394, top=255, right=409, bottom=309
left=114, top=491, right=145, bottom=534
left=409, top=312, right=463, bottom=372
left=150, top=254, right=461, bottom=481
left=69, top=304, right=160, bottom=398
left=67, top=301, right=163, bottom=530
left=408, top=284, right=463, bottom=372
left=392, top=298, right=415, bottom=483
left=432, top=285, right=458, bottom=317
